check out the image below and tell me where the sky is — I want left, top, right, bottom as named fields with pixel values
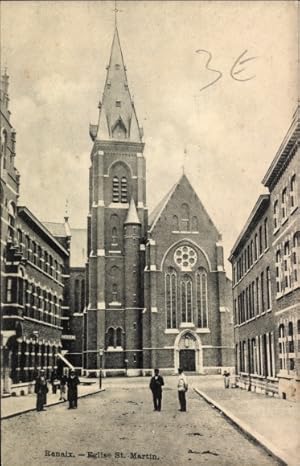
left=1, top=1, right=298, bottom=275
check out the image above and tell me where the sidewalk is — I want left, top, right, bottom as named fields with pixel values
left=194, top=376, right=299, bottom=466
left=1, top=378, right=104, bottom=419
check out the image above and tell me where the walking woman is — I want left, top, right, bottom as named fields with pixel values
left=67, top=370, right=80, bottom=409
left=35, top=370, right=48, bottom=411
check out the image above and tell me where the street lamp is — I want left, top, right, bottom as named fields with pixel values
left=124, top=358, right=128, bottom=377
left=99, top=349, right=104, bottom=389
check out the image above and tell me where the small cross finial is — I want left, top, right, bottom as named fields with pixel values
left=113, top=0, right=122, bottom=27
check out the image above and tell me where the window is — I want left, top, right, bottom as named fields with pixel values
left=44, top=251, right=48, bottom=273
left=275, top=250, right=282, bottom=295
left=250, top=240, right=253, bottom=267
left=107, top=328, right=114, bottom=347
left=110, top=214, right=120, bottom=245
left=115, top=100, right=121, bottom=107
left=165, top=268, right=177, bottom=329
left=7, top=202, right=15, bottom=240
left=283, top=242, right=291, bottom=291
left=26, top=235, right=30, bottom=260
left=49, top=255, right=53, bottom=276
left=264, top=218, right=268, bottom=249
left=116, top=328, right=123, bottom=347
left=115, top=64, right=120, bottom=70
left=273, top=200, right=278, bottom=230
left=192, top=216, right=198, bottom=231
left=196, top=268, right=208, bottom=328
left=292, top=233, right=299, bottom=285
left=32, top=241, right=37, bottom=265
left=290, top=175, right=296, bottom=209
left=74, top=279, right=80, bottom=310
left=254, top=234, right=258, bottom=261
left=282, top=188, right=287, bottom=220
left=112, top=176, right=120, bottom=202
left=279, top=324, right=286, bottom=370
left=81, top=279, right=85, bottom=312
left=121, top=177, right=128, bottom=203
left=181, top=274, right=193, bottom=323
left=172, top=215, right=179, bottom=231
left=259, top=226, right=263, bottom=256
left=17, top=229, right=23, bottom=252
left=6, top=278, right=13, bottom=302
left=174, top=245, right=197, bottom=271
left=38, top=246, right=42, bottom=269
left=180, top=203, right=190, bottom=231
left=260, top=271, right=265, bottom=312
left=255, top=277, right=260, bottom=315
left=266, top=267, right=271, bottom=310
left=288, top=322, right=294, bottom=370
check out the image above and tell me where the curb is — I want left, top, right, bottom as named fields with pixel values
left=194, top=388, right=294, bottom=466
left=1, top=388, right=105, bottom=420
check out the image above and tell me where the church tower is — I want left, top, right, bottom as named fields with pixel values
left=85, top=25, right=147, bottom=374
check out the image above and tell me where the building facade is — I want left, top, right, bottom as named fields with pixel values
left=84, top=26, right=234, bottom=376
left=262, top=108, right=300, bottom=400
left=2, top=206, right=68, bottom=395
left=230, top=195, right=278, bottom=395
left=230, top=107, right=300, bottom=401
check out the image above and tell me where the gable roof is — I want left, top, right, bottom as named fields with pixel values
left=148, top=173, right=220, bottom=237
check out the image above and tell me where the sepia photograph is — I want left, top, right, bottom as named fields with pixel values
left=0, top=1, right=299, bottom=465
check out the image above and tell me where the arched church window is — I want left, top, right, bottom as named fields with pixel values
left=181, top=274, right=193, bottom=323
left=172, top=215, right=179, bottom=231
left=112, top=227, right=118, bottom=245
left=106, top=328, right=114, bottom=348
left=121, top=177, right=128, bottom=203
left=112, top=176, right=120, bottom=203
left=192, top=216, right=198, bottom=231
left=116, top=327, right=123, bottom=347
left=181, top=203, right=190, bottom=231
left=110, top=214, right=120, bottom=246
left=165, top=267, right=177, bottom=329
left=196, top=268, right=208, bottom=328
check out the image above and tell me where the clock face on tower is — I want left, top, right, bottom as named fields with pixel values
left=174, top=245, right=197, bottom=272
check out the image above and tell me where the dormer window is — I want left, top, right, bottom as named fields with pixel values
left=116, top=100, right=121, bottom=107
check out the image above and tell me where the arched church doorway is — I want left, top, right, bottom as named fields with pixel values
left=174, top=331, right=203, bottom=373
left=179, top=349, right=195, bottom=372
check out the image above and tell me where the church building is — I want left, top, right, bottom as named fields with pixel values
left=84, top=25, right=234, bottom=376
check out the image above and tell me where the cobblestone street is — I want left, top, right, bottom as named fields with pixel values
left=2, top=377, right=280, bottom=466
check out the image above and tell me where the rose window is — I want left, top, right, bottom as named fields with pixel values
left=174, top=245, right=197, bottom=271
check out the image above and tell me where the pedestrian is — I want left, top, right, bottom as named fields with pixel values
left=177, top=368, right=188, bottom=412
left=35, top=369, right=48, bottom=412
left=59, top=372, right=68, bottom=401
left=149, top=368, right=164, bottom=411
left=223, top=370, right=230, bottom=389
left=50, top=369, right=59, bottom=394
left=67, top=370, right=80, bottom=409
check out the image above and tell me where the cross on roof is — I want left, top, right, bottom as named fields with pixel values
left=113, top=0, right=123, bottom=27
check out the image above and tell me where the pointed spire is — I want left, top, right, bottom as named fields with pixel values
left=96, top=26, right=142, bottom=142
left=125, top=198, right=141, bottom=225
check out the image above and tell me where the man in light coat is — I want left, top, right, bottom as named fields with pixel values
left=177, top=368, right=188, bottom=412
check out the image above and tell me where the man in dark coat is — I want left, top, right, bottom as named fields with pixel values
left=67, top=370, right=80, bottom=409
left=149, top=368, right=164, bottom=411
left=35, top=370, right=48, bottom=411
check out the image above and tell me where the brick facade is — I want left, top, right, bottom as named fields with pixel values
left=84, top=26, right=234, bottom=376
left=230, top=107, right=300, bottom=400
